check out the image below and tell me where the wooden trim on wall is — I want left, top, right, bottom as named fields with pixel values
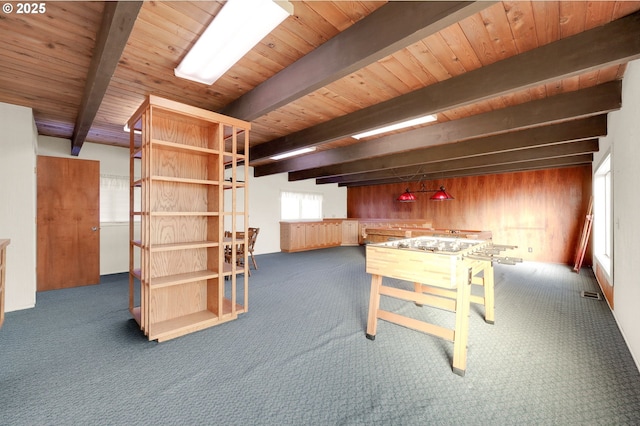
left=594, top=261, right=614, bottom=309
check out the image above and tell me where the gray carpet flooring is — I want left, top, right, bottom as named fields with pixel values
left=1, top=246, right=639, bottom=425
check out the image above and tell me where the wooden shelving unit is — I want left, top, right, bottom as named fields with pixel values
left=127, top=95, right=250, bottom=342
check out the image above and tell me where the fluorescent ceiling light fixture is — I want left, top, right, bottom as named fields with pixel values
left=352, top=114, right=437, bottom=139
left=270, top=147, right=316, bottom=160
left=174, top=0, right=294, bottom=85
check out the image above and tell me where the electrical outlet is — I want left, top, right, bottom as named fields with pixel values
left=528, top=247, right=533, bottom=253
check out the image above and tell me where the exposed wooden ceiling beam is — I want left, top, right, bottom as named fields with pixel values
left=313, top=115, right=606, bottom=184
left=250, top=10, right=640, bottom=163
left=221, top=1, right=491, bottom=121
left=257, top=81, right=620, bottom=178
left=320, top=139, right=598, bottom=186
left=340, top=154, right=594, bottom=188
left=70, top=1, right=142, bottom=156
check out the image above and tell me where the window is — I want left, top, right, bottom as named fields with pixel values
left=593, top=154, right=612, bottom=276
left=100, top=174, right=137, bottom=223
left=281, top=191, right=323, bottom=220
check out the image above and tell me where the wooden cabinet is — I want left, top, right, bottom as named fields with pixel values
left=0, top=239, right=9, bottom=329
left=326, top=221, right=342, bottom=246
left=128, top=96, right=250, bottom=342
left=280, top=223, right=306, bottom=251
left=305, top=223, right=320, bottom=249
left=280, top=221, right=344, bottom=252
left=341, top=220, right=359, bottom=246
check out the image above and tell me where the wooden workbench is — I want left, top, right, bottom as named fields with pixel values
left=365, top=237, right=496, bottom=376
left=363, top=227, right=492, bottom=244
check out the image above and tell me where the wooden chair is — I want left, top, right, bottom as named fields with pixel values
left=224, top=230, right=234, bottom=266
left=224, top=228, right=259, bottom=276
left=246, top=227, right=260, bottom=271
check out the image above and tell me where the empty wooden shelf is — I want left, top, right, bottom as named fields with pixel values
left=127, top=95, right=250, bottom=342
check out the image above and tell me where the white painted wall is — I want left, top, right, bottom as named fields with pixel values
left=36, top=136, right=347, bottom=273
left=248, top=169, right=347, bottom=255
left=594, top=58, right=640, bottom=367
left=7, top=126, right=342, bottom=311
left=0, top=102, right=38, bottom=312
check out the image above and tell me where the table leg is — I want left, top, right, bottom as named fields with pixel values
left=484, top=262, right=495, bottom=325
left=366, top=274, right=383, bottom=340
left=452, top=268, right=472, bottom=376
left=413, top=282, right=423, bottom=307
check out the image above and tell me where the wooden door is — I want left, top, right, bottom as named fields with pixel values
left=37, top=156, right=100, bottom=291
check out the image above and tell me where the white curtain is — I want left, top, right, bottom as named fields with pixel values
left=100, top=174, right=136, bottom=223
left=281, top=191, right=323, bottom=220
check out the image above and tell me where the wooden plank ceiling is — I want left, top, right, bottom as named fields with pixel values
left=2, top=1, right=640, bottom=187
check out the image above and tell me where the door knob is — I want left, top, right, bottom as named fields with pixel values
left=92, top=227, right=99, bottom=231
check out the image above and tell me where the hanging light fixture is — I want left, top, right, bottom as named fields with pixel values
left=429, top=186, right=454, bottom=201
left=396, top=184, right=454, bottom=202
left=397, top=189, right=417, bottom=202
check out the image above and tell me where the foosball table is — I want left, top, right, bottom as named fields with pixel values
left=365, top=236, right=520, bottom=376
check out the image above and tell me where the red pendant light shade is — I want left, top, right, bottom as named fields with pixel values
left=397, top=189, right=417, bottom=202
left=429, top=186, right=454, bottom=201
left=397, top=185, right=454, bottom=202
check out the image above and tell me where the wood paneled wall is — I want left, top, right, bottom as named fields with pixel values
left=347, top=166, right=592, bottom=264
